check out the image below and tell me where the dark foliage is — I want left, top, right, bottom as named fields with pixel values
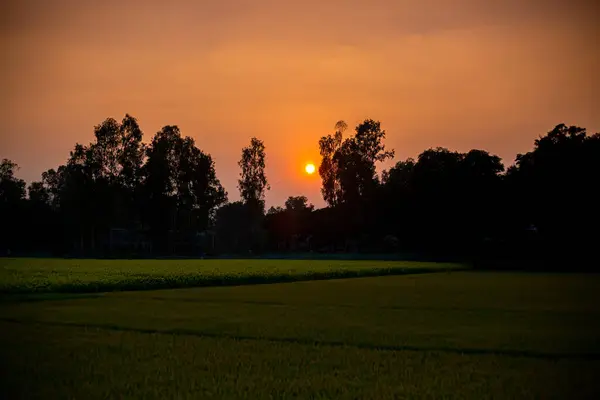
left=1, top=116, right=226, bottom=257
left=1, top=118, right=599, bottom=270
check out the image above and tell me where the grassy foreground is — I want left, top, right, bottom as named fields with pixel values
left=1, top=271, right=599, bottom=398
left=0, top=258, right=464, bottom=295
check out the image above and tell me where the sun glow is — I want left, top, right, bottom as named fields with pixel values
left=305, top=163, right=316, bottom=174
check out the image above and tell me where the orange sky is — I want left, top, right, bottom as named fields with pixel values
left=1, top=0, right=598, bottom=208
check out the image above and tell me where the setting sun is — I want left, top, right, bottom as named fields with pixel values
left=305, top=163, right=316, bottom=175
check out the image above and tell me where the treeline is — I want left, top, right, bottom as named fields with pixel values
left=1, top=115, right=599, bottom=269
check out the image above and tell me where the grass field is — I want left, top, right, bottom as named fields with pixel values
left=0, top=258, right=464, bottom=295
left=1, top=264, right=599, bottom=399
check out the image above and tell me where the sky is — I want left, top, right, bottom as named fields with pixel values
left=1, top=0, right=598, bottom=208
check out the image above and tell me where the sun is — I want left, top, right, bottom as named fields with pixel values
left=305, top=163, right=316, bottom=175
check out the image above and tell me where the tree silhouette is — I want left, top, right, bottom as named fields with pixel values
left=143, top=125, right=227, bottom=254
left=504, top=124, right=599, bottom=267
left=0, top=159, right=26, bottom=205
left=267, top=206, right=284, bottom=215
left=263, top=196, right=315, bottom=252
left=0, top=159, right=26, bottom=254
left=320, top=119, right=393, bottom=207
left=238, top=137, right=269, bottom=215
left=214, top=201, right=253, bottom=254
left=4, top=116, right=599, bottom=268
left=285, top=195, right=314, bottom=212
left=318, top=121, right=346, bottom=207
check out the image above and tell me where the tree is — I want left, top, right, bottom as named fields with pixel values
left=285, top=195, right=314, bottom=212
left=0, top=159, right=26, bottom=254
left=378, top=147, right=505, bottom=255
left=317, top=119, right=394, bottom=249
left=263, top=195, right=315, bottom=252
left=505, top=124, right=599, bottom=266
left=238, top=137, right=269, bottom=214
left=353, top=119, right=395, bottom=164
left=27, top=181, right=48, bottom=205
left=382, top=158, right=415, bottom=187
left=318, top=121, right=346, bottom=207
left=9, top=114, right=600, bottom=265
left=378, top=158, right=416, bottom=244
left=214, top=201, right=254, bottom=253
left=33, top=115, right=148, bottom=255
left=88, top=115, right=146, bottom=231
left=88, top=115, right=145, bottom=185
left=39, top=167, right=66, bottom=210
left=411, top=148, right=480, bottom=252
left=267, top=206, right=284, bottom=215
left=0, top=159, right=26, bottom=205
left=457, top=150, right=504, bottom=245
left=26, top=181, right=60, bottom=254
left=118, top=114, right=146, bottom=191
left=143, top=125, right=227, bottom=253
left=320, top=119, right=394, bottom=207
left=60, top=143, right=97, bottom=254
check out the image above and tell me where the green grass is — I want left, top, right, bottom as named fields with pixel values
left=0, top=258, right=464, bottom=295
left=2, top=322, right=597, bottom=400
left=1, top=271, right=599, bottom=398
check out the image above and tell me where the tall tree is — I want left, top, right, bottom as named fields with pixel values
left=378, top=158, right=416, bottom=243
left=334, top=119, right=394, bottom=205
left=26, top=180, right=60, bottom=254
left=143, top=125, right=227, bottom=253
left=319, top=119, right=393, bottom=207
left=0, top=159, right=26, bottom=254
left=89, top=115, right=146, bottom=230
left=318, top=121, right=346, bottom=207
left=317, top=119, right=394, bottom=249
left=119, top=114, right=146, bottom=191
left=62, top=143, right=98, bottom=253
left=505, top=124, right=599, bottom=265
left=456, top=149, right=505, bottom=248
left=0, top=159, right=26, bottom=205
left=37, top=166, right=67, bottom=211
left=238, top=137, right=269, bottom=214
left=353, top=119, right=395, bottom=164
left=87, top=115, right=145, bottom=184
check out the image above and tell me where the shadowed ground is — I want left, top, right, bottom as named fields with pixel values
left=1, top=271, right=599, bottom=399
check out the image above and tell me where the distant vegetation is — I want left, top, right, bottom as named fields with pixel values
left=1, top=116, right=599, bottom=269
left=0, top=258, right=463, bottom=295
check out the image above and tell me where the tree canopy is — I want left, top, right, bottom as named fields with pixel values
left=2, top=118, right=599, bottom=271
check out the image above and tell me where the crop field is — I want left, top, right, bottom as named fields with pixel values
left=1, top=261, right=599, bottom=399
left=0, top=258, right=463, bottom=295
